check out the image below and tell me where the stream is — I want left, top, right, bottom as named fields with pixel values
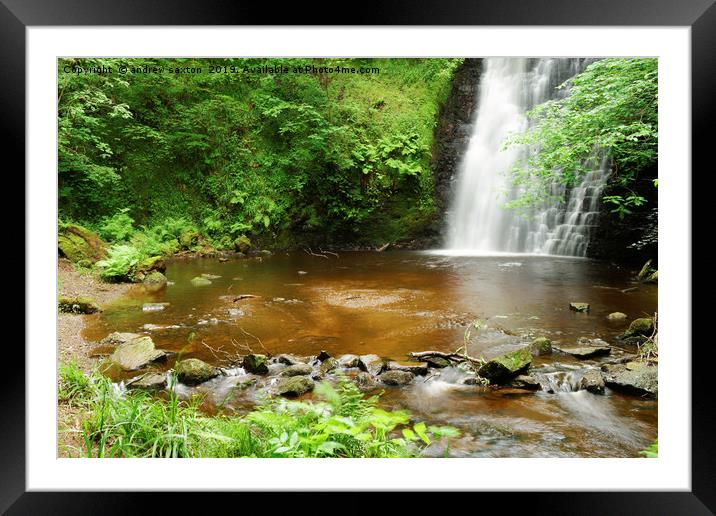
left=83, top=251, right=658, bottom=457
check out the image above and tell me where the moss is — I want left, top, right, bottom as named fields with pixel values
left=243, top=354, right=268, bottom=374
left=58, top=225, right=107, bottom=264
left=478, top=347, right=532, bottom=383
left=625, top=317, right=654, bottom=337
left=529, top=336, right=552, bottom=356
left=175, top=358, right=218, bottom=385
left=58, top=296, right=101, bottom=314
left=233, top=235, right=252, bottom=253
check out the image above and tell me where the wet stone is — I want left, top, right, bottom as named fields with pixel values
left=379, top=370, right=415, bottom=386
left=387, top=361, right=428, bottom=376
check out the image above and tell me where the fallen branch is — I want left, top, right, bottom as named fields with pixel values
left=304, top=247, right=329, bottom=259
left=238, top=327, right=268, bottom=354
left=319, top=248, right=339, bottom=258
left=376, top=242, right=391, bottom=252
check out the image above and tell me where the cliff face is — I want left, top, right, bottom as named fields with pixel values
left=588, top=166, right=658, bottom=265
left=419, top=58, right=481, bottom=246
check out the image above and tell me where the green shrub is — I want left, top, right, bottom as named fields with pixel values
left=98, top=208, right=135, bottom=242
left=96, top=244, right=144, bottom=281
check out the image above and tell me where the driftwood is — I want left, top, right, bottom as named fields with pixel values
left=303, top=247, right=329, bottom=259
left=376, top=242, right=391, bottom=252
left=233, top=294, right=259, bottom=302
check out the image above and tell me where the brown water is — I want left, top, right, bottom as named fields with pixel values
left=83, top=251, right=657, bottom=457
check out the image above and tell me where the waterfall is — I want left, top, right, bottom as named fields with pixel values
left=445, top=58, right=608, bottom=257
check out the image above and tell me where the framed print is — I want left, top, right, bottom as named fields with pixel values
left=6, top=0, right=710, bottom=512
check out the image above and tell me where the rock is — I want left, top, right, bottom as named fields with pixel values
left=58, top=224, right=107, bottom=264
left=319, top=357, right=338, bottom=375
left=58, top=296, right=100, bottom=314
left=387, top=361, right=428, bottom=376
left=579, top=369, right=605, bottom=394
left=379, top=370, right=415, bottom=385
left=99, top=332, right=141, bottom=346
left=337, top=354, right=361, bottom=368
left=424, top=356, right=450, bottom=368
left=607, top=312, right=628, bottom=321
left=602, top=362, right=657, bottom=397
left=276, top=376, right=314, bottom=397
left=625, top=318, right=655, bottom=337
left=280, top=363, right=314, bottom=377
left=143, top=271, right=168, bottom=286
left=461, top=376, right=487, bottom=386
left=190, top=276, right=212, bottom=286
left=142, top=302, right=170, bottom=312
left=175, top=358, right=219, bottom=385
left=243, top=354, right=269, bottom=374
left=201, top=273, right=221, bottom=280
left=111, top=336, right=166, bottom=371
left=127, top=372, right=167, bottom=391
left=134, top=256, right=166, bottom=282
left=529, top=336, right=552, bottom=356
left=569, top=302, right=590, bottom=312
left=276, top=354, right=307, bottom=366
left=510, top=375, right=541, bottom=390
left=317, top=350, right=332, bottom=362
left=298, top=270, right=308, bottom=275
left=218, top=257, right=229, bottom=263
left=358, top=354, right=385, bottom=376
left=646, top=270, right=658, bottom=283
left=556, top=345, right=611, bottom=359
left=477, top=347, right=532, bottom=383
left=354, top=371, right=378, bottom=391
left=233, top=235, right=252, bottom=253
left=178, top=230, right=201, bottom=250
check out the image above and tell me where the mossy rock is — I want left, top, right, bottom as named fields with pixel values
left=243, top=354, right=269, bottom=374
left=569, top=302, right=590, bottom=313
left=276, top=376, right=314, bottom=397
left=625, top=317, right=654, bottom=337
left=175, top=358, right=219, bottom=385
left=529, top=336, right=552, bottom=356
left=280, top=363, right=314, bottom=377
left=379, top=370, right=415, bottom=386
left=134, top=256, right=166, bottom=282
left=58, top=225, right=107, bottom=264
left=233, top=235, right=252, bottom=253
left=142, top=271, right=168, bottom=288
left=478, top=347, right=532, bottom=384
left=178, top=230, right=201, bottom=250
left=190, top=276, right=212, bottom=286
left=111, top=336, right=166, bottom=371
left=58, top=296, right=101, bottom=314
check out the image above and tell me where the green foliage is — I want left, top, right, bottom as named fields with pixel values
left=95, top=244, right=143, bottom=281
left=505, top=58, right=657, bottom=214
left=59, top=366, right=460, bottom=458
left=58, top=58, right=464, bottom=246
left=639, top=440, right=658, bottom=458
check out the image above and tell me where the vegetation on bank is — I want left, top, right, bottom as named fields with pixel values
left=505, top=58, right=658, bottom=219
left=59, top=58, right=463, bottom=251
left=59, top=362, right=459, bottom=458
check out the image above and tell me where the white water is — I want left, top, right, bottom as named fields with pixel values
left=445, top=58, right=608, bottom=257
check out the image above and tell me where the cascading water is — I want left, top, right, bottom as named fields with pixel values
left=445, top=58, right=608, bottom=257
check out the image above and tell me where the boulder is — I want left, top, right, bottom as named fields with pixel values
left=387, top=361, right=428, bottom=376
left=99, top=332, right=141, bottom=346
left=243, top=354, right=269, bottom=374
left=529, top=336, right=552, bottom=356
left=58, top=224, right=107, bottom=265
left=379, top=370, right=415, bottom=386
left=424, top=356, right=450, bottom=368
left=111, top=336, right=166, bottom=371
left=233, top=235, right=252, bottom=253
left=354, top=372, right=378, bottom=391
left=477, top=347, right=532, bottom=383
left=625, top=318, right=655, bottom=337
left=127, top=372, right=167, bottom=391
left=280, top=363, right=314, bottom=377
left=607, top=312, right=628, bottom=321
left=190, top=276, right=212, bottom=286
left=319, top=357, right=338, bottom=375
left=337, top=354, right=361, bottom=368
left=175, top=358, right=219, bottom=385
left=317, top=350, right=332, bottom=362
left=134, top=256, right=166, bottom=282
left=178, top=230, right=201, bottom=250
left=579, top=369, right=605, bottom=394
left=602, top=362, right=657, bottom=398
left=58, top=296, right=100, bottom=314
left=509, top=375, right=541, bottom=390
left=142, top=271, right=168, bottom=291
left=569, top=302, right=590, bottom=313
left=556, top=345, right=611, bottom=359
left=358, top=354, right=385, bottom=376
left=276, top=376, right=314, bottom=397
left=276, top=354, right=307, bottom=366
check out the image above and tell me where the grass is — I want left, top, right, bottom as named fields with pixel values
left=59, top=362, right=459, bottom=458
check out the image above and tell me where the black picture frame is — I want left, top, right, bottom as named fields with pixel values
left=5, top=0, right=708, bottom=513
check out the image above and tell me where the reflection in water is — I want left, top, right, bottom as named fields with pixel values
left=84, top=251, right=657, bottom=457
